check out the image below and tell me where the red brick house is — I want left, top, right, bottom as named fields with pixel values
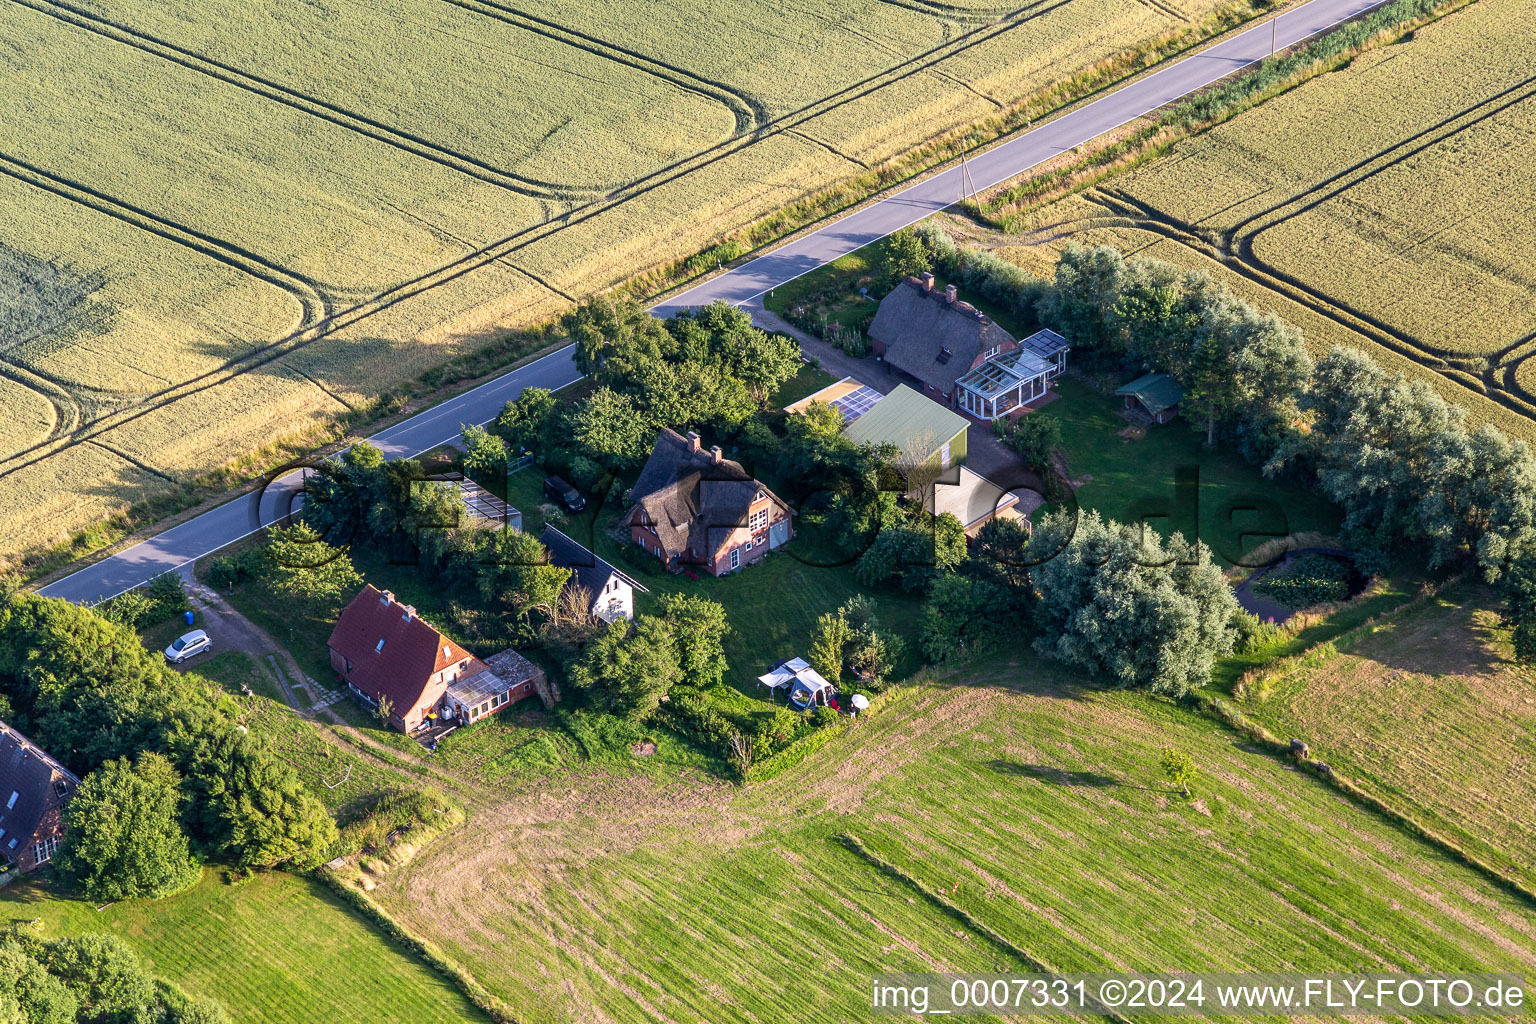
left=327, top=585, right=545, bottom=735
left=624, top=429, right=793, bottom=575
left=0, top=722, right=79, bottom=874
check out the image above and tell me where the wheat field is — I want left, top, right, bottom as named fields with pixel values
left=1, top=0, right=1257, bottom=566
left=990, top=0, right=1536, bottom=439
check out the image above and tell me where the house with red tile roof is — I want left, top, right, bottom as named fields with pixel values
left=327, top=585, right=544, bottom=735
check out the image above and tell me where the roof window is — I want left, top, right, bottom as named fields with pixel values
left=375, top=638, right=385, bottom=653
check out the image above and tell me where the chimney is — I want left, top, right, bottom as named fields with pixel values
left=919, top=272, right=935, bottom=292
left=401, top=604, right=416, bottom=621
left=945, top=284, right=958, bottom=305
left=686, top=430, right=701, bottom=453
left=379, top=590, right=394, bottom=605
left=709, top=445, right=723, bottom=465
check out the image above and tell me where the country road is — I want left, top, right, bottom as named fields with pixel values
left=37, top=0, right=1387, bottom=606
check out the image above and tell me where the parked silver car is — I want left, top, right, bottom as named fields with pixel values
left=164, top=629, right=211, bottom=664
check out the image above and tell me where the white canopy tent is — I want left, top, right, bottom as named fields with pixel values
left=757, top=657, right=836, bottom=708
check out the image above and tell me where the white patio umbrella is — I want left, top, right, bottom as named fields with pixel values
left=850, top=694, right=870, bottom=712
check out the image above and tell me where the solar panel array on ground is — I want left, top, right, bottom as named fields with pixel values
left=457, top=479, right=517, bottom=523
left=831, top=385, right=883, bottom=422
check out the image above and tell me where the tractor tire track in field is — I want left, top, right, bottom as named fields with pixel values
left=0, top=0, right=1260, bottom=483
left=0, top=0, right=1077, bottom=481
left=1084, top=188, right=1536, bottom=419
left=7, top=0, right=597, bottom=202
left=0, top=358, right=76, bottom=449
left=434, top=0, right=762, bottom=135
left=1056, top=67, right=1536, bottom=421
left=0, top=150, right=328, bottom=326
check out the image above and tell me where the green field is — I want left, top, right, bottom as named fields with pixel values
left=0, top=871, right=488, bottom=1024
left=1237, top=584, right=1536, bottom=885
left=377, top=661, right=1536, bottom=1023
left=992, top=0, right=1536, bottom=441
left=1, top=0, right=1284, bottom=568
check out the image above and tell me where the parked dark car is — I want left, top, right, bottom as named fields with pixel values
left=543, top=475, right=586, bottom=513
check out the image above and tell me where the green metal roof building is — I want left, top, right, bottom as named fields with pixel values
left=1114, top=372, right=1185, bottom=425
left=843, top=384, right=968, bottom=469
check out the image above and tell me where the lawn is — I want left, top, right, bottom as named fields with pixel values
left=0, top=871, right=489, bottom=1024
left=1236, top=583, right=1536, bottom=886
left=377, top=658, right=1536, bottom=1023
left=1047, top=377, right=1342, bottom=565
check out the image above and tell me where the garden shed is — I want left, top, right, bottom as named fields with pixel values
left=1114, top=372, right=1185, bottom=425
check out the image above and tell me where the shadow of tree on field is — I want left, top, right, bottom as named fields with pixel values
left=987, top=759, right=1135, bottom=789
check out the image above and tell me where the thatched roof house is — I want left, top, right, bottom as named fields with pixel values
left=869, top=275, right=1019, bottom=400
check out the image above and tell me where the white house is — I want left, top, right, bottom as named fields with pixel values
left=540, top=525, right=647, bottom=623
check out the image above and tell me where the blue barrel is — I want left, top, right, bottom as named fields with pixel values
left=184, top=610, right=195, bottom=626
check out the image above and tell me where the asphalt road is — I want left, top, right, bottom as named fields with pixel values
left=38, top=0, right=1385, bottom=605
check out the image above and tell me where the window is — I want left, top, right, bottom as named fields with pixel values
left=5, top=791, right=16, bottom=810
left=749, top=508, right=768, bottom=532
left=374, top=638, right=385, bottom=653
left=729, top=548, right=741, bottom=570
left=985, top=345, right=1000, bottom=358
left=744, top=538, right=754, bottom=550
left=34, top=837, right=58, bottom=864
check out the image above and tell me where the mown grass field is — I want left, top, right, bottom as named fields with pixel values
left=1048, top=378, right=1341, bottom=562
left=377, top=662, right=1536, bottom=1023
left=1236, top=583, right=1536, bottom=886
left=0, top=871, right=489, bottom=1024
left=3, top=0, right=1279, bottom=568
left=989, top=0, right=1536, bottom=441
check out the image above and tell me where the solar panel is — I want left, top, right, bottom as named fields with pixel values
left=831, top=385, right=883, bottom=423
left=457, top=480, right=517, bottom=523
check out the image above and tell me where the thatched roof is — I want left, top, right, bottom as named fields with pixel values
left=625, top=428, right=789, bottom=562
left=869, top=278, right=1017, bottom=394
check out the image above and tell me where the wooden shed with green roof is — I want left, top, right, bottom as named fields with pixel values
left=1114, top=372, right=1185, bottom=425
left=843, top=384, right=968, bottom=471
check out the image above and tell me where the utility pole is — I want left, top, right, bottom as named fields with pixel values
left=958, top=143, right=978, bottom=204
left=1271, top=11, right=1278, bottom=55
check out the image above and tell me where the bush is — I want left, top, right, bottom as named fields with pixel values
left=1228, top=608, right=1283, bottom=654
left=206, top=548, right=264, bottom=591
left=812, top=706, right=839, bottom=729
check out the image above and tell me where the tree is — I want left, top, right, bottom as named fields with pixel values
left=0, top=942, right=76, bottom=1024
left=920, top=572, right=1006, bottom=663
left=998, top=413, right=1062, bottom=475
left=0, top=596, right=172, bottom=772
left=374, top=694, right=395, bottom=725
left=97, top=587, right=155, bottom=630
left=1288, top=347, right=1462, bottom=558
left=263, top=522, right=363, bottom=609
left=570, top=387, right=652, bottom=467
left=1037, top=243, right=1126, bottom=367
left=474, top=528, right=571, bottom=621
left=808, top=611, right=855, bottom=686
left=56, top=754, right=200, bottom=901
left=490, top=386, right=557, bottom=456
left=36, top=933, right=155, bottom=1022
left=461, top=423, right=508, bottom=482
left=657, top=594, right=731, bottom=688
left=566, top=616, right=682, bottom=720
left=796, top=400, right=845, bottom=439
left=1029, top=511, right=1238, bottom=696
left=882, top=227, right=932, bottom=283
left=1160, top=745, right=1196, bottom=798
left=193, top=739, right=339, bottom=870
